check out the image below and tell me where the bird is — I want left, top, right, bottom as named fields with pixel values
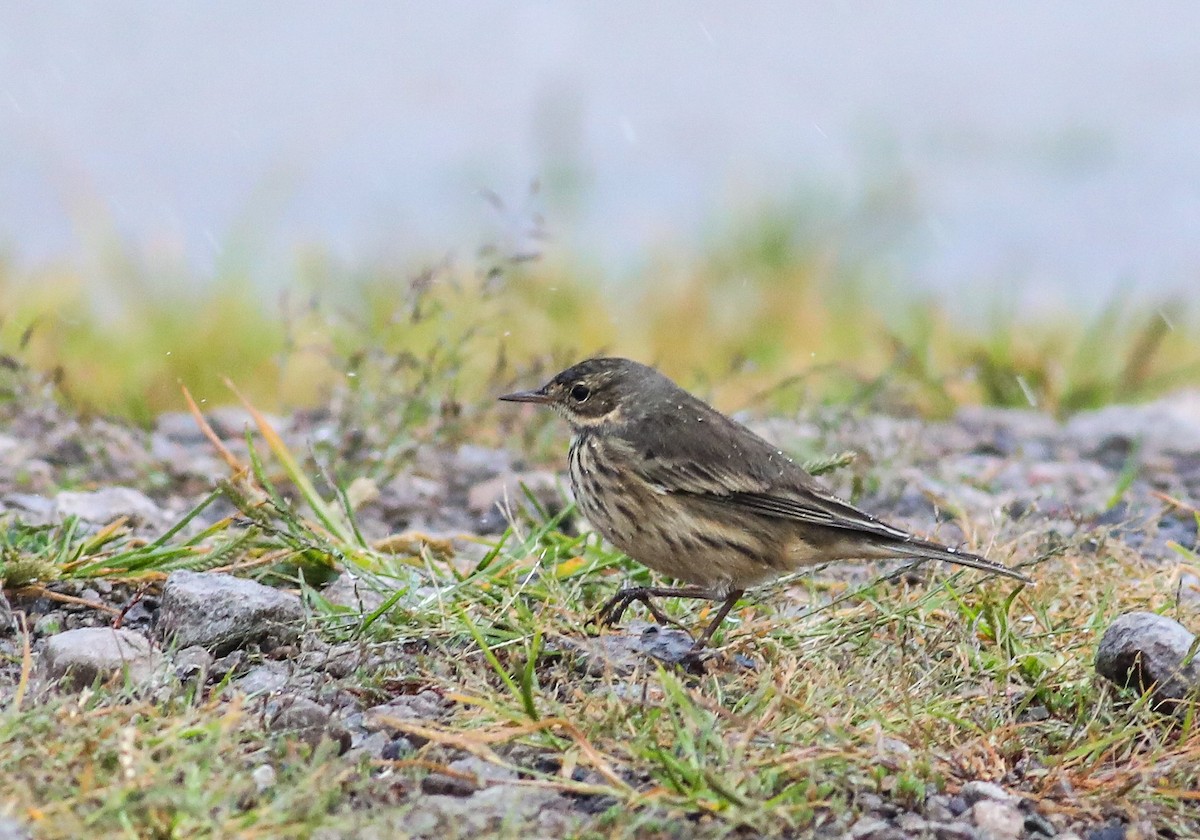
left=499, top=357, right=1030, bottom=653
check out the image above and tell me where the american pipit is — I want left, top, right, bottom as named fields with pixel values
left=500, top=357, right=1029, bottom=651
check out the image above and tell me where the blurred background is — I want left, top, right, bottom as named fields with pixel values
left=2, top=3, right=1198, bottom=420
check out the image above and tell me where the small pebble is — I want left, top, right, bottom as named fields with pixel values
left=972, top=799, right=1023, bottom=840
left=420, top=772, right=478, bottom=797
left=251, top=764, right=276, bottom=792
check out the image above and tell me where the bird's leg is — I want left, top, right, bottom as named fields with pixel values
left=594, top=585, right=716, bottom=632
left=688, top=589, right=744, bottom=652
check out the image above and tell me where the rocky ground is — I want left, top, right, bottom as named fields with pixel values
left=2, top=390, right=1200, bottom=838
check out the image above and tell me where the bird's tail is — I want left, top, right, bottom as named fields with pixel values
left=888, top=538, right=1031, bottom=583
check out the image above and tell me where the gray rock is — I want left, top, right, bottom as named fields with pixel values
left=855, top=792, right=885, bottom=813
left=1066, top=394, right=1200, bottom=462
left=467, top=469, right=563, bottom=532
left=251, top=763, right=277, bottom=793
left=87, top=421, right=160, bottom=482
left=448, top=756, right=518, bottom=784
left=294, top=640, right=363, bottom=678
left=0, top=816, right=32, bottom=840
left=924, top=794, right=956, bottom=823
left=154, top=411, right=210, bottom=443
left=54, top=487, right=168, bottom=528
left=930, top=822, right=980, bottom=840
left=452, top=444, right=512, bottom=485
left=33, top=611, right=65, bottom=637
left=957, top=796, right=993, bottom=823
left=379, top=735, right=414, bottom=760
left=971, top=800, right=1023, bottom=840
left=148, top=433, right=226, bottom=483
left=321, top=573, right=389, bottom=615
left=269, top=695, right=347, bottom=751
left=0, top=432, right=24, bottom=463
left=362, top=689, right=449, bottom=735
left=895, top=813, right=931, bottom=833
left=959, top=780, right=1017, bottom=805
left=205, top=406, right=285, bottom=439
left=44, top=627, right=162, bottom=689
left=1095, top=611, right=1200, bottom=709
left=376, top=473, right=445, bottom=522
left=1, top=492, right=57, bottom=524
left=954, top=406, right=1060, bottom=458
left=231, top=663, right=290, bottom=696
left=992, top=459, right=1114, bottom=513
left=210, top=649, right=248, bottom=678
left=572, top=623, right=699, bottom=675
left=403, top=785, right=567, bottom=838
left=1084, top=820, right=1127, bottom=840
left=347, top=730, right=391, bottom=760
left=157, top=570, right=305, bottom=654
left=1178, top=573, right=1200, bottom=607
left=269, top=694, right=330, bottom=729
left=174, top=645, right=215, bottom=684
left=847, top=816, right=905, bottom=840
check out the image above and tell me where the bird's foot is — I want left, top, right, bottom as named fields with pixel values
left=593, top=587, right=685, bottom=632
left=592, top=587, right=639, bottom=628
left=592, top=586, right=710, bottom=634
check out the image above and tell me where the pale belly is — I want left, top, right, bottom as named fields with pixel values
left=567, top=434, right=787, bottom=594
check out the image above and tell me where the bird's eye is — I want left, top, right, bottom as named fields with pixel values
left=570, top=384, right=591, bottom=403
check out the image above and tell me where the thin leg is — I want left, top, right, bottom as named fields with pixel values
left=594, top=585, right=717, bottom=630
left=689, top=590, right=743, bottom=652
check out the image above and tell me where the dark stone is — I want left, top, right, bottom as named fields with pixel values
left=421, top=772, right=479, bottom=797
left=1024, top=810, right=1058, bottom=837
left=115, top=595, right=159, bottom=633
left=1091, top=501, right=1130, bottom=527
left=380, top=736, right=414, bottom=760
left=1086, top=818, right=1126, bottom=840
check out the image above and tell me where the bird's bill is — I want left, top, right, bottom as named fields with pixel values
left=498, top=387, right=552, bottom=404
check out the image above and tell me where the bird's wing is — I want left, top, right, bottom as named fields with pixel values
left=720, top=487, right=914, bottom=541
left=629, top=407, right=914, bottom=542
left=623, top=401, right=1031, bottom=581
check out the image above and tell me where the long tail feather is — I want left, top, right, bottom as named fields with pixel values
left=890, top=539, right=1031, bottom=583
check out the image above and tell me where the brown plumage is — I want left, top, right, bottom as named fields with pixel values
left=500, top=357, right=1029, bottom=651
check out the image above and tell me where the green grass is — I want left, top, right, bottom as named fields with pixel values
left=3, top=419, right=1200, bottom=837
left=2, top=211, right=1200, bottom=836
left=1, top=692, right=361, bottom=837
left=2, top=202, right=1198, bottom=423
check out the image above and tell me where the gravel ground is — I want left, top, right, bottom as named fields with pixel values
left=2, top=391, right=1199, bottom=838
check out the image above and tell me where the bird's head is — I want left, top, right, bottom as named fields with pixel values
left=499, top=357, right=659, bottom=430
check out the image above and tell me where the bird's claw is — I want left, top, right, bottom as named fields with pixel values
left=592, top=587, right=691, bottom=634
